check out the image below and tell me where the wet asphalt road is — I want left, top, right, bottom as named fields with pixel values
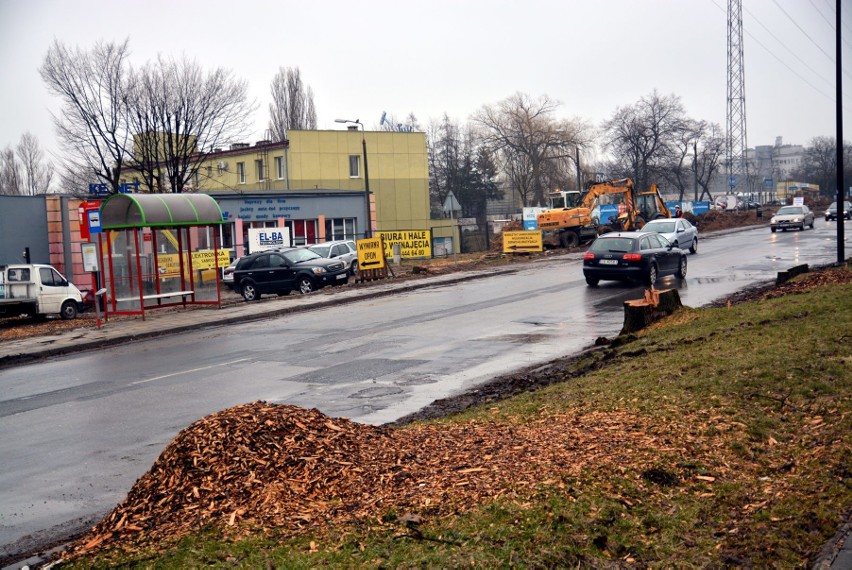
left=0, top=220, right=849, bottom=566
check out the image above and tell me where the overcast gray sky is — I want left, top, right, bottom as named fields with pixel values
left=1, top=0, right=850, bottom=162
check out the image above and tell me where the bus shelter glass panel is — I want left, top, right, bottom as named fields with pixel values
left=101, top=229, right=143, bottom=313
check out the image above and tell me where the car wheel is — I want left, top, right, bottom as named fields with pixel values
left=689, top=238, right=698, bottom=254
left=585, top=276, right=599, bottom=287
left=677, top=256, right=688, bottom=279
left=60, top=300, right=78, bottom=320
left=801, top=223, right=806, bottom=231
left=297, top=276, right=315, bottom=294
left=810, top=220, right=814, bottom=229
left=645, top=263, right=658, bottom=286
left=349, top=261, right=359, bottom=277
left=771, top=227, right=777, bottom=233
left=241, top=281, right=259, bottom=302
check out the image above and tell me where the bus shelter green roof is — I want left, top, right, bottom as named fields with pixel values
left=100, top=193, right=225, bottom=229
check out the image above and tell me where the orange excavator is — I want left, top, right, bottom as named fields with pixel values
left=536, top=178, right=670, bottom=247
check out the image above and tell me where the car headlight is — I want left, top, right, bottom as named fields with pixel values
left=792, top=217, right=801, bottom=222
left=310, top=267, right=327, bottom=275
left=771, top=217, right=777, bottom=223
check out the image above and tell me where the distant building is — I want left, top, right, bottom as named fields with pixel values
left=120, top=129, right=430, bottom=256
left=747, top=137, right=805, bottom=196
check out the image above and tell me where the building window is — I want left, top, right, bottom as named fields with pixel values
left=348, top=155, right=360, bottom=178
left=275, top=156, right=284, bottom=179
left=237, top=162, right=246, bottom=184
left=324, top=218, right=356, bottom=240
left=255, top=159, right=264, bottom=181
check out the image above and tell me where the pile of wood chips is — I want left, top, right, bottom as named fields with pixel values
left=64, top=401, right=656, bottom=560
left=764, top=264, right=852, bottom=298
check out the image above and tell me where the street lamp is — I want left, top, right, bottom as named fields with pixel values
left=334, top=118, right=371, bottom=238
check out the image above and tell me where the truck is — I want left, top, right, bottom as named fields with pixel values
left=536, top=178, right=670, bottom=248
left=0, top=264, right=85, bottom=320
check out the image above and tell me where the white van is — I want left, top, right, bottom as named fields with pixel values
left=0, top=264, right=85, bottom=319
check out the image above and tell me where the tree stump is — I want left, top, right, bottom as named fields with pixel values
left=621, top=287, right=682, bottom=335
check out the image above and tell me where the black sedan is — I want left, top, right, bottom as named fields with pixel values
left=232, top=247, right=349, bottom=301
left=583, top=231, right=687, bottom=287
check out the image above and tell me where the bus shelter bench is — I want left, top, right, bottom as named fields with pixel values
left=115, top=290, right=195, bottom=305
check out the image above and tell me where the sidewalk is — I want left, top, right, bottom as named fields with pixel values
left=0, top=267, right=516, bottom=368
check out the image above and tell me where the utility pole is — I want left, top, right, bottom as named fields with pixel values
left=835, top=0, right=845, bottom=264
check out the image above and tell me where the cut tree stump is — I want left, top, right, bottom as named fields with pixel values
left=621, top=287, right=682, bottom=335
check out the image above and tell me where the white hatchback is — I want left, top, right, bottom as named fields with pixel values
left=640, top=218, right=699, bottom=254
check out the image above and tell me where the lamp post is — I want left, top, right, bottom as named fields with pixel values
left=335, top=118, right=371, bottom=238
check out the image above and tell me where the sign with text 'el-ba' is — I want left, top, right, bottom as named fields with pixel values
left=356, top=236, right=389, bottom=282
left=502, top=231, right=543, bottom=253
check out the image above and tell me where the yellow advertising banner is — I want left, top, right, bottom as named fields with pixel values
left=377, top=230, right=432, bottom=259
left=191, top=249, right=231, bottom=270
left=157, top=253, right=182, bottom=277
left=356, top=237, right=387, bottom=270
left=157, top=250, right=230, bottom=277
left=502, top=231, right=543, bottom=253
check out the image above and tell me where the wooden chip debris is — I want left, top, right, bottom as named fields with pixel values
left=62, top=401, right=656, bottom=559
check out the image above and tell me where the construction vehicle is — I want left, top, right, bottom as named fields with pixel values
left=536, top=178, right=670, bottom=247
left=536, top=189, right=597, bottom=248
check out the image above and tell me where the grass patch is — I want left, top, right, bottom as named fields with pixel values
left=62, top=275, right=852, bottom=568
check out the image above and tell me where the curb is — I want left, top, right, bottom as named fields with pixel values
left=0, top=268, right=518, bottom=369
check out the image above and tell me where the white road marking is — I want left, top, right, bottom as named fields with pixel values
left=131, top=358, right=249, bottom=385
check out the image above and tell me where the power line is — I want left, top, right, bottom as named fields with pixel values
left=770, top=0, right=834, bottom=61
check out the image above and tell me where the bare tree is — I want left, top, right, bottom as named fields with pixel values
left=601, top=90, right=688, bottom=193
left=473, top=93, right=588, bottom=207
left=268, top=67, right=317, bottom=140
left=381, top=111, right=421, bottom=132
left=127, top=56, right=255, bottom=193
left=16, top=133, right=54, bottom=195
left=693, top=123, right=725, bottom=202
left=40, top=39, right=132, bottom=194
left=793, top=136, right=852, bottom=198
left=0, top=146, right=22, bottom=195
left=427, top=115, right=500, bottom=221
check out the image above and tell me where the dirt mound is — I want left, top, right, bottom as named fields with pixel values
left=63, top=401, right=650, bottom=561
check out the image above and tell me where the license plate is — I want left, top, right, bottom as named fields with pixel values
left=336, top=273, right=347, bottom=280
left=599, top=259, right=618, bottom=265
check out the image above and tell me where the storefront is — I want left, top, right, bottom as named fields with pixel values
left=210, top=190, right=368, bottom=257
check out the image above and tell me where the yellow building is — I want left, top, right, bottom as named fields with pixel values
left=182, top=129, right=430, bottom=254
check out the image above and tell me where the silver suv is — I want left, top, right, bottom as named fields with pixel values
left=307, top=240, right=359, bottom=276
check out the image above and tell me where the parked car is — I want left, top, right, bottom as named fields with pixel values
left=583, top=231, right=687, bottom=287
left=770, top=205, right=814, bottom=232
left=307, top=240, right=359, bottom=276
left=222, top=257, right=240, bottom=290
left=825, top=201, right=852, bottom=221
left=232, top=247, right=349, bottom=301
left=640, top=218, right=699, bottom=254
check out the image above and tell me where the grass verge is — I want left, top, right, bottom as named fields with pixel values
left=63, top=270, right=851, bottom=568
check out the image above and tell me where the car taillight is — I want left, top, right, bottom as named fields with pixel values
left=583, top=252, right=595, bottom=260
left=623, top=253, right=642, bottom=261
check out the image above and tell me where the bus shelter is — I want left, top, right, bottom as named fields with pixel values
left=98, top=193, right=228, bottom=318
